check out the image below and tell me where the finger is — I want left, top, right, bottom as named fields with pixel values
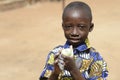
left=54, top=53, right=60, bottom=60
left=58, top=47, right=64, bottom=55
left=61, top=53, right=66, bottom=59
left=58, top=59, right=64, bottom=64
left=54, top=59, right=59, bottom=64
left=54, top=48, right=63, bottom=59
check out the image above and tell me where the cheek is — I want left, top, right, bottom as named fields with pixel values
left=64, top=31, right=70, bottom=38
left=80, top=31, right=89, bottom=38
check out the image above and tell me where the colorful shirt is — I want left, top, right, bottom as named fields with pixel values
left=40, top=40, right=108, bottom=80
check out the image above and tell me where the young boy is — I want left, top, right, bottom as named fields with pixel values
left=39, top=1, right=108, bottom=80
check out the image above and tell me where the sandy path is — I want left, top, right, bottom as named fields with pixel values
left=0, top=0, right=120, bottom=80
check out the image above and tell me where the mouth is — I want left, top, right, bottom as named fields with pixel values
left=69, top=38, right=80, bottom=43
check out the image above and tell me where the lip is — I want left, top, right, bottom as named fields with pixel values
left=69, top=38, right=80, bottom=43
left=71, top=38, right=79, bottom=39
left=70, top=37, right=80, bottom=40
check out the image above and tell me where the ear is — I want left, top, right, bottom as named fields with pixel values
left=89, top=23, right=94, bottom=32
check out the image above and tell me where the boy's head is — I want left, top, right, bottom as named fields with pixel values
left=62, top=1, right=94, bottom=48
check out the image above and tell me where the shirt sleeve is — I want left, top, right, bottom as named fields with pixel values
left=39, top=52, right=55, bottom=80
left=88, top=52, right=108, bottom=80
left=39, top=45, right=63, bottom=80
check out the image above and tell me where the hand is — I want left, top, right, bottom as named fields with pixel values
left=62, top=55, right=85, bottom=80
left=53, top=53, right=62, bottom=75
left=48, top=53, right=62, bottom=80
left=62, top=55, right=77, bottom=72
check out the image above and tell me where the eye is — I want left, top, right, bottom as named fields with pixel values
left=78, top=24, right=86, bottom=30
left=64, top=25, right=73, bottom=30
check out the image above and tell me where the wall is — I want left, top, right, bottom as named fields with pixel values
left=0, top=0, right=39, bottom=11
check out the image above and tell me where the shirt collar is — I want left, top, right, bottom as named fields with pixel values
left=63, top=38, right=90, bottom=52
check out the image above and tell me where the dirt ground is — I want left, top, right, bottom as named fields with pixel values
left=0, top=0, right=120, bottom=80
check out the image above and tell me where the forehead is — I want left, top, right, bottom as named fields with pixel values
left=63, top=9, right=91, bottom=21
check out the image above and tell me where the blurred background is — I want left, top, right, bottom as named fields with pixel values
left=0, top=0, right=120, bottom=80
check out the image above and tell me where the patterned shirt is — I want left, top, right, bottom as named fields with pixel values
left=40, top=40, right=108, bottom=80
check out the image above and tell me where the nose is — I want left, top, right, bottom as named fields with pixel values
left=71, top=27, right=79, bottom=37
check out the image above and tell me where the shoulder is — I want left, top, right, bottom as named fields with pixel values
left=47, top=45, right=63, bottom=58
left=46, top=45, right=63, bottom=59
left=89, top=47, right=103, bottom=61
left=88, top=47, right=108, bottom=79
left=50, top=45, right=63, bottom=54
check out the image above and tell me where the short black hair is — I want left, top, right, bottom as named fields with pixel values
left=62, top=1, right=92, bottom=22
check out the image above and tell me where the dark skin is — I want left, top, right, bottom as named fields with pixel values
left=48, top=9, right=94, bottom=80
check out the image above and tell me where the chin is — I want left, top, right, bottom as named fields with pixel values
left=69, top=40, right=81, bottom=47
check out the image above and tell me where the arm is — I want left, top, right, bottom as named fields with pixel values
left=48, top=53, right=62, bottom=80
left=39, top=46, right=63, bottom=80
left=40, top=53, right=55, bottom=80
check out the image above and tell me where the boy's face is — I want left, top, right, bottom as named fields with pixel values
left=62, top=9, right=93, bottom=47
